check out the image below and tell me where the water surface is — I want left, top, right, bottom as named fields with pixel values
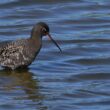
left=0, top=0, right=110, bottom=110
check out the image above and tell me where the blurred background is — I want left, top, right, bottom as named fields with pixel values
left=0, top=0, right=110, bottom=110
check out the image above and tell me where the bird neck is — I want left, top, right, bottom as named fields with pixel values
left=29, top=32, right=42, bottom=50
left=30, top=30, right=42, bottom=41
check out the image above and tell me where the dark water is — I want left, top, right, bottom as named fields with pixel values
left=0, top=0, right=110, bottom=110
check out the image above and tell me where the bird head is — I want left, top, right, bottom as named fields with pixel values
left=31, top=22, right=62, bottom=52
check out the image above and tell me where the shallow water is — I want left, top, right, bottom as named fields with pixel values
left=0, top=0, right=110, bottom=110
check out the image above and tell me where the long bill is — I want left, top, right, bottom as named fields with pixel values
left=47, top=33, right=62, bottom=52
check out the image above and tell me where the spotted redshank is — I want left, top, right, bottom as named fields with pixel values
left=0, top=22, right=62, bottom=69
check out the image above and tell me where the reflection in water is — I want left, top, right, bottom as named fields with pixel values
left=0, top=69, right=48, bottom=110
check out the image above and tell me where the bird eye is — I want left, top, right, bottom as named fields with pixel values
left=41, top=27, right=48, bottom=36
left=42, top=27, right=47, bottom=32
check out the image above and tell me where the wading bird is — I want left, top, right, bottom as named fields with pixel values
left=0, top=22, right=62, bottom=70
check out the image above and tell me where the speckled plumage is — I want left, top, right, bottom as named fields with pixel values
left=0, top=39, right=41, bottom=69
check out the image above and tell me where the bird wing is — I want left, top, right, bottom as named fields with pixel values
left=0, top=40, right=31, bottom=69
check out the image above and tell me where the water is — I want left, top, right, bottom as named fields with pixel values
left=0, top=0, right=110, bottom=110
